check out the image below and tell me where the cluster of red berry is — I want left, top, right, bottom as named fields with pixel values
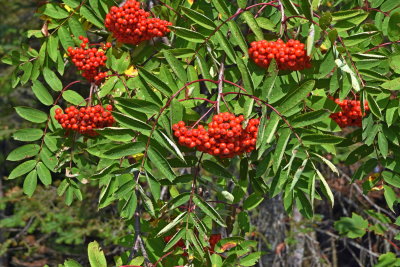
left=67, top=36, right=111, bottom=83
left=249, top=39, right=312, bottom=71
left=54, top=105, right=115, bottom=136
left=105, top=0, right=172, bottom=45
left=329, top=97, right=369, bottom=128
left=173, top=113, right=259, bottom=158
left=164, top=234, right=221, bottom=254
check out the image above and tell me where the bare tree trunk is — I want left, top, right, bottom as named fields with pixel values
left=288, top=207, right=305, bottom=267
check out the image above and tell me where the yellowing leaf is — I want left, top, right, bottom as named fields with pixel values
left=125, top=65, right=138, bottom=77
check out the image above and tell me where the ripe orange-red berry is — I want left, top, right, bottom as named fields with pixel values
left=67, top=36, right=111, bottom=83
left=172, top=113, right=260, bottom=158
left=249, top=39, right=312, bottom=71
left=54, top=105, right=115, bottom=136
left=329, top=97, right=369, bottom=128
left=105, top=0, right=172, bottom=45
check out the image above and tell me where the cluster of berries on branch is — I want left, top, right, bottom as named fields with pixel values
left=105, top=0, right=172, bottom=45
left=249, top=39, right=312, bottom=71
left=54, top=105, right=115, bottom=136
left=329, top=97, right=369, bottom=128
left=173, top=113, right=260, bottom=158
left=164, top=233, right=221, bottom=254
left=67, top=36, right=111, bottom=83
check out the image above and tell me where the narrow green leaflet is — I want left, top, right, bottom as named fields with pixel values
left=80, top=6, right=104, bottom=28
left=228, top=21, right=248, bottom=55
left=243, top=193, right=264, bottom=210
left=388, top=12, right=400, bottom=41
left=13, top=128, right=43, bottom=142
left=163, top=228, right=186, bottom=252
left=215, top=30, right=236, bottom=63
left=292, top=110, right=329, bottom=127
left=103, top=142, right=146, bottom=159
left=112, top=112, right=152, bottom=133
left=87, top=241, right=107, bottom=267
left=170, top=26, right=206, bottom=43
left=32, top=80, right=53, bottom=105
left=62, top=90, right=85, bottom=105
left=15, top=106, right=48, bottom=123
left=147, top=147, right=176, bottom=181
left=272, top=128, right=291, bottom=172
left=162, top=50, right=187, bottom=83
left=202, top=160, right=232, bottom=178
left=192, top=195, right=226, bottom=227
left=180, top=7, right=216, bottom=30
left=37, top=162, right=52, bottom=186
left=302, top=134, right=344, bottom=144
left=138, top=67, right=173, bottom=96
left=7, top=144, right=40, bottom=161
left=316, top=169, right=334, bottom=207
left=242, top=11, right=264, bottom=41
left=279, top=80, right=315, bottom=114
left=43, top=67, right=63, bottom=91
left=156, top=212, right=187, bottom=237
left=8, top=160, right=37, bottom=180
left=23, top=170, right=38, bottom=197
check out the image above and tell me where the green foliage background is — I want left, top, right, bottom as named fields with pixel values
left=1, top=0, right=400, bottom=266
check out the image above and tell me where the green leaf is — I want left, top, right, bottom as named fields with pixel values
left=280, top=0, right=299, bottom=15
left=162, top=50, right=187, bottom=83
left=292, top=110, right=329, bottom=127
left=64, top=259, right=83, bottom=267
left=332, top=10, right=365, bottom=21
left=64, top=0, right=80, bottom=8
left=378, top=131, right=388, bottom=158
left=181, top=7, right=216, bottom=30
left=381, top=78, right=400, bottom=90
left=8, top=160, right=36, bottom=180
left=99, top=76, right=119, bottom=98
left=242, top=11, right=263, bottom=41
left=68, top=15, right=87, bottom=38
left=167, top=192, right=191, bottom=211
left=96, top=127, right=135, bottom=142
left=156, top=212, right=187, bottom=237
left=87, top=241, right=107, bottom=267
left=43, top=67, right=63, bottom=91
left=316, top=169, right=334, bottom=207
left=389, top=54, right=400, bottom=74
left=272, top=128, right=291, bottom=172
left=139, top=186, right=155, bottom=217
left=112, top=112, right=152, bottom=133
left=37, top=162, right=52, bottom=186
left=40, top=3, right=69, bottom=19
left=212, top=0, right=231, bottom=20
left=62, top=90, right=85, bottom=105
left=193, top=195, right=226, bottom=227
left=228, top=22, right=248, bottom=56
left=80, top=6, right=103, bottom=28
left=243, top=193, right=264, bottom=210
left=58, top=26, right=75, bottom=51
left=7, top=144, right=40, bottom=161
left=384, top=185, right=397, bottom=212
left=256, top=17, right=276, bottom=32
left=215, top=30, right=236, bottom=63
left=240, top=252, right=262, bottom=266
left=236, top=57, right=254, bottom=94
left=23, top=170, right=37, bottom=197
left=312, top=153, right=339, bottom=175
left=343, top=31, right=379, bottom=46
left=382, top=171, right=400, bottom=188
left=13, top=128, right=43, bottom=142
left=103, top=142, right=145, bottom=159
left=170, top=26, right=206, bottom=43
left=163, top=228, right=186, bottom=252
left=32, top=80, right=53, bottom=106
left=302, top=134, right=344, bottom=144
left=388, top=12, right=400, bottom=41
left=279, top=80, right=315, bottom=114
left=335, top=213, right=368, bottom=238
left=187, top=228, right=204, bottom=257
left=238, top=0, right=247, bottom=8
left=202, top=160, right=232, bottom=178
left=345, top=144, right=374, bottom=165
left=147, top=147, right=176, bottom=182
left=15, top=106, right=48, bottom=123
left=138, top=67, right=173, bottom=96
left=47, top=35, right=59, bottom=62
left=366, top=94, right=382, bottom=118
left=20, top=62, right=33, bottom=85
